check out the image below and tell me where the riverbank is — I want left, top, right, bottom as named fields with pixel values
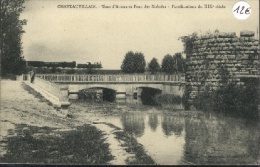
left=2, top=80, right=258, bottom=165
left=0, top=80, right=154, bottom=164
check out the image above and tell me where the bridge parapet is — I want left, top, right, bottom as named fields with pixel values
left=36, top=74, right=185, bottom=83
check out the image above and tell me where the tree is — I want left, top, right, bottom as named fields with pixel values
left=161, top=54, right=175, bottom=74
left=148, top=58, right=160, bottom=74
left=173, top=52, right=186, bottom=73
left=121, top=51, right=146, bottom=73
left=1, top=0, right=27, bottom=76
left=121, top=51, right=135, bottom=73
left=179, top=32, right=198, bottom=59
left=134, top=52, right=146, bottom=73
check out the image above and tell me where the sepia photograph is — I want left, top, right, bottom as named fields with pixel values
left=0, top=0, right=259, bottom=165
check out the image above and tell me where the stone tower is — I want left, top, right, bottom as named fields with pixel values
left=185, top=30, right=260, bottom=103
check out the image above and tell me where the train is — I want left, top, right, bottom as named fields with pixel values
left=26, top=61, right=102, bottom=69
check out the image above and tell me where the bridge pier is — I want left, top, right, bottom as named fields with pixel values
left=116, top=92, right=126, bottom=103
left=69, top=94, right=79, bottom=100
left=116, top=92, right=126, bottom=99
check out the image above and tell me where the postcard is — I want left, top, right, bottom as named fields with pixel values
left=1, top=0, right=259, bottom=165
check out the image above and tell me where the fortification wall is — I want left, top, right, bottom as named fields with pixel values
left=186, top=30, right=260, bottom=101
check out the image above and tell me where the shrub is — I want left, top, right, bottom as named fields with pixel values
left=194, top=81, right=259, bottom=117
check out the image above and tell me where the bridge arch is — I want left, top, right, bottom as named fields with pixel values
left=82, top=85, right=117, bottom=91
left=136, top=86, right=162, bottom=92
left=78, top=86, right=116, bottom=102
left=135, top=86, right=162, bottom=105
left=68, top=84, right=117, bottom=93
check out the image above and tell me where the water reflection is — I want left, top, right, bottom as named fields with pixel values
left=117, top=109, right=259, bottom=165
left=182, top=113, right=260, bottom=165
left=159, top=104, right=184, bottom=110
left=119, top=113, right=185, bottom=164
left=148, top=114, right=158, bottom=132
left=161, top=116, right=184, bottom=137
left=120, top=114, right=145, bottom=137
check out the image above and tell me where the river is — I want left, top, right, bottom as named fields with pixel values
left=76, top=98, right=260, bottom=165
left=1, top=80, right=259, bottom=165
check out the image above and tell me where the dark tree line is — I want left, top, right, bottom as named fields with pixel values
left=161, top=53, right=186, bottom=74
left=121, top=50, right=186, bottom=74
left=1, top=0, right=26, bottom=77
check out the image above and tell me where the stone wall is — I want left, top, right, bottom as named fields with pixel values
left=185, top=30, right=260, bottom=102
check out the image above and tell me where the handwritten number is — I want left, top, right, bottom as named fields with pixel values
left=240, top=6, right=245, bottom=14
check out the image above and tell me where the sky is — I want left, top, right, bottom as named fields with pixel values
left=20, top=0, right=259, bottom=69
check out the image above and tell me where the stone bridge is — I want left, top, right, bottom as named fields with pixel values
left=36, top=74, right=185, bottom=99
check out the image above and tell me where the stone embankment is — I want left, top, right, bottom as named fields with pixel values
left=19, top=74, right=71, bottom=111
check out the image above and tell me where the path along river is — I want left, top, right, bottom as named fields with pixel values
left=1, top=80, right=259, bottom=165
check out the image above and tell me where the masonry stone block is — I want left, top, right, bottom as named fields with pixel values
left=232, top=38, right=239, bottom=42
left=240, top=55, right=249, bottom=60
left=227, top=55, right=236, bottom=59
left=218, top=32, right=228, bottom=38
left=240, top=31, right=255, bottom=37
left=206, top=55, right=214, bottom=59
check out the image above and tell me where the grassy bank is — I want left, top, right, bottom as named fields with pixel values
left=0, top=124, right=113, bottom=164
left=114, top=131, right=155, bottom=164
left=94, top=122, right=155, bottom=164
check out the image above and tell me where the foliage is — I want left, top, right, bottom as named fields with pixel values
left=0, top=124, right=113, bottom=164
left=148, top=57, right=160, bottom=74
left=161, top=53, right=186, bottom=74
left=161, top=54, right=175, bottom=74
left=182, top=84, right=192, bottom=110
left=194, top=86, right=214, bottom=111
left=173, top=52, right=186, bottom=73
left=191, top=55, right=258, bottom=117
left=1, top=0, right=27, bottom=76
left=179, top=32, right=198, bottom=59
left=194, top=81, right=259, bottom=117
left=218, top=65, right=231, bottom=84
left=121, top=51, right=146, bottom=73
